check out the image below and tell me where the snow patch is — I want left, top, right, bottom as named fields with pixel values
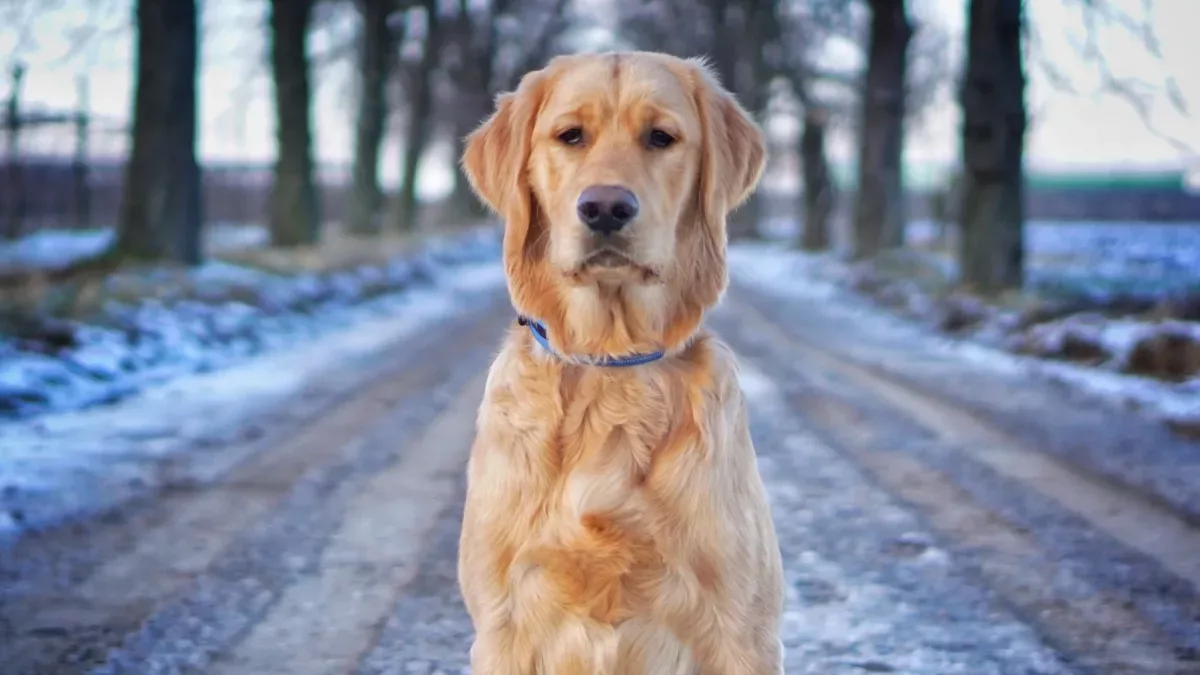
left=727, top=243, right=844, bottom=302
left=0, top=227, right=503, bottom=419
left=728, top=236, right=1200, bottom=430
left=0, top=228, right=114, bottom=274
left=0, top=257, right=505, bottom=535
left=0, top=222, right=272, bottom=276
left=737, top=359, right=783, bottom=405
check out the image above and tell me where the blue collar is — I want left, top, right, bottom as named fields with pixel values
left=519, top=316, right=666, bottom=367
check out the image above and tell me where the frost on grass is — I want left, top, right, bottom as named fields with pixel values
left=0, top=228, right=115, bottom=275
left=0, top=227, right=502, bottom=419
left=0, top=222, right=271, bottom=276
left=729, top=220, right=1200, bottom=433
left=0, top=227, right=505, bottom=537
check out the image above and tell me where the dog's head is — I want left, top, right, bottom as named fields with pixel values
left=462, top=51, right=765, bottom=357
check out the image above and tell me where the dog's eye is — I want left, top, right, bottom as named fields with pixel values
left=557, top=128, right=584, bottom=145
left=647, top=129, right=676, bottom=149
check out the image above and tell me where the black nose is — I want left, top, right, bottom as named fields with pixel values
left=576, top=185, right=639, bottom=235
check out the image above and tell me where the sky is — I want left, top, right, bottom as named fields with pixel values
left=0, top=0, right=1196, bottom=200
left=900, top=0, right=1199, bottom=170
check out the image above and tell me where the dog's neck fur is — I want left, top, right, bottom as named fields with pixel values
left=525, top=280, right=709, bottom=362
left=505, top=203, right=724, bottom=362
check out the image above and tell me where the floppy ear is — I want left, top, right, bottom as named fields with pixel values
left=460, top=70, right=546, bottom=265
left=672, top=59, right=766, bottom=315
left=689, top=59, right=767, bottom=225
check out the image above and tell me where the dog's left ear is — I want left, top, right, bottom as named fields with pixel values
left=689, top=59, right=767, bottom=225
left=461, top=69, right=547, bottom=263
left=674, top=59, right=766, bottom=313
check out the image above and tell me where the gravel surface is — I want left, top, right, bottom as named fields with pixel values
left=354, top=304, right=1081, bottom=674
left=1, top=284, right=1196, bottom=674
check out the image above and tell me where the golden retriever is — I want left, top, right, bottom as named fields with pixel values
left=457, top=50, right=785, bottom=674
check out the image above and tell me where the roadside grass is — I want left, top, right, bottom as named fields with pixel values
left=0, top=219, right=490, bottom=326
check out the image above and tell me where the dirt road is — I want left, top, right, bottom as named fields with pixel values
left=2, top=285, right=1198, bottom=675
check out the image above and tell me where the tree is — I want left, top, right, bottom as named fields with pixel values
left=799, top=107, right=836, bottom=250
left=114, top=0, right=202, bottom=264
left=441, top=0, right=495, bottom=220
left=613, top=0, right=712, bottom=58
left=724, top=0, right=778, bottom=241
left=956, top=0, right=1026, bottom=294
left=767, top=0, right=858, bottom=252
left=614, top=0, right=775, bottom=239
left=393, top=0, right=444, bottom=233
left=928, top=167, right=963, bottom=250
left=346, top=0, right=401, bottom=235
left=268, top=0, right=320, bottom=247
left=441, top=0, right=569, bottom=219
left=952, top=0, right=1190, bottom=294
left=850, top=0, right=913, bottom=260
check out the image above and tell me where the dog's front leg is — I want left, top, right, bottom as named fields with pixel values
left=691, top=629, right=782, bottom=672
left=469, top=618, right=619, bottom=675
left=468, top=629, right=533, bottom=675
left=539, top=617, right=620, bottom=674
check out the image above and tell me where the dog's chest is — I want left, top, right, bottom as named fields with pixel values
left=507, top=375, right=699, bottom=624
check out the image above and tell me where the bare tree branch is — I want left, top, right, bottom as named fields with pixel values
left=1047, top=0, right=1193, bottom=153
left=1024, top=22, right=1077, bottom=95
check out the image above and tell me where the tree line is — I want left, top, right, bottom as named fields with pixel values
left=614, top=0, right=1028, bottom=293
left=104, top=0, right=1171, bottom=297
left=632, top=0, right=1178, bottom=295
left=106, top=0, right=567, bottom=268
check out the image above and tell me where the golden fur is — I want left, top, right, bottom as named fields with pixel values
left=458, top=51, right=785, bottom=674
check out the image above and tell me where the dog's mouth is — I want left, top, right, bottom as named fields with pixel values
left=568, top=246, right=659, bottom=284
left=584, top=248, right=635, bottom=269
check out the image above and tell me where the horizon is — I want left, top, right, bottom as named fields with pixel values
left=1, top=0, right=1197, bottom=200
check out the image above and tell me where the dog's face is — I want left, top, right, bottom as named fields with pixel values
left=462, top=52, right=765, bottom=355
left=527, top=56, right=700, bottom=284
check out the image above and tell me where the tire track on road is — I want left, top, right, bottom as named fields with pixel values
left=1, top=300, right=509, bottom=675
left=206, top=372, right=486, bottom=675
left=728, top=293, right=1200, bottom=586
left=715, top=292, right=1200, bottom=674
left=353, top=322, right=1077, bottom=674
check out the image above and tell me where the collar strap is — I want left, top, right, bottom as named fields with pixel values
left=518, top=316, right=666, bottom=367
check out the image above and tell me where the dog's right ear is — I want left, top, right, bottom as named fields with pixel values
left=461, top=70, right=547, bottom=261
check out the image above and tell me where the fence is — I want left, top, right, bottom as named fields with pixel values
left=0, top=63, right=352, bottom=241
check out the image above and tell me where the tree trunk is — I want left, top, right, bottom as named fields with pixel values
left=4, top=64, right=26, bottom=241
left=724, top=0, right=772, bottom=241
left=114, top=0, right=202, bottom=264
left=706, top=0, right=737, bottom=90
left=445, top=0, right=493, bottom=223
left=268, top=0, right=319, bottom=247
left=73, top=76, right=92, bottom=231
left=799, top=109, right=835, bottom=251
left=928, top=188, right=948, bottom=248
left=928, top=169, right=961, bottom=251
left=394, top=0, right=442, bottom=233
left=446, top=101, right=491, bottom=220
left=346, top=0, right=396, bottom=236
left=957, top=0, right=1026, bottom=294
left=850, top=0, right=912, bottom=259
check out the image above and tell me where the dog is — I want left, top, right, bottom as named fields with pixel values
left=457, top=51, right=785, bottom=674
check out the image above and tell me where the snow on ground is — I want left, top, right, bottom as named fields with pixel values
left=0, top=222, right=271, bottom=276
left=0, top=227, right=501, bottom=418
left=0, top=228, right=114, bottom=274
left=0, top=229, right=505, bottom=536
left=908, top=219, right=1200, bottom=299
left=734, top=359, right=1069, bottom=674
left=728, top=235, right=1200, bottom=430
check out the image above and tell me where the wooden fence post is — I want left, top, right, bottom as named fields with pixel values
left=4, top=62, right=26, bottom=240
left=73, top=74, right=90, bottom=229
